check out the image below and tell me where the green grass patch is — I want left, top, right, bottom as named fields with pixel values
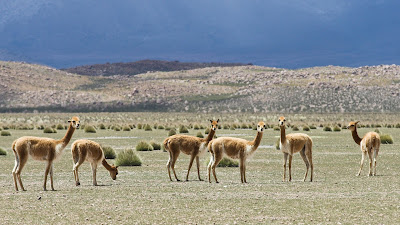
left=1, top=131, right=11, bottom=136
left=43, top=127, right=56, bottom=133
left=0, top=147, right=7, bottom=155
left=102, top=146, right=116, bottom=159
left=380, top=134, right=394, bottom=144
left=84, top=125, right=97, bottom=133
left=136, top=141, right=154, bottom=151
left=115, top=149, right=142, bottom=166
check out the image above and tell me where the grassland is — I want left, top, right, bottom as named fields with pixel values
left=0, top=113, right=399, bottom=224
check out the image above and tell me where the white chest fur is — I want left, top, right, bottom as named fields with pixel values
left=280, top=140, right=291, bottom=155
left=198, top=142, right=207, bottom=156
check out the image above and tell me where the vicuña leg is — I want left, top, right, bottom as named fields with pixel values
left=288, top=155, right=293, bottom=182
left=15, top=154, right=28, bottom=191
left=367, top=149, right=373, bottom=177
left=12, top=155, right=19, bottom=191
left=373, top=149, right=379, bottom=176
left=170, top=151, right=181, bottom=181
left=196, top=156, right=202, bottom=181
left=73, top=156, right=85, bottom=186
left=207, top=155, right=214, bottom=183
left=43, top=161, right=53, bottom=191
left=91, top=163, right=98, bottom=186
left=49, top=164, right=55, bottom=191
left=299, top=147, right=309, bottom=182
left=283, top=153, right=288, bottom=182
left=186, top=154, right=196, bottom=181
left=211, top=154, right=223, bottom=183
left=166, top=151, right=172, bottom=181
left=357, top=151, right=366, bottom=176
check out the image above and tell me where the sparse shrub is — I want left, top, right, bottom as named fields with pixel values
left=2, top=126, right=9, bottom=130
left=365, top=124, right=371, bottom=128
left=196, top=132, right=204, bottom=138
left=56, top=124, right=64, bottom=130
left=158, top=125, right=165, bottom=129
left=115, top=149, right=142, bottom=166
left=84, top=125, right=97, bottom=133
left=205, top=128, right=210, bottom=134
left=273, top=126, right=280, bottom=131
left=292, top=126, right=299, bottom=131
left=375, top=124, right=382, bottom=128
left=386, top=124, right=392, bottom=128
left=323, top=126, right=332, bottom=132
left=150, top=141, right=161, bottom=150
left=303, top=126, right=310, bottom=131
left=123, top=126, right=131, bottom=131
left=374, top=129, right=381, bottom=134
left=200, top=125, right=205, bottom=129
left=137, top=124, right=143, bottom=129
left=0, top=147, right=7, bottom=155
left=241, top=124, right=248, bottom=129
left=217, top=158, right=239, bottom=167
left=114, top=126, right=121, bottom=131
left=37, top=125, right=45, bottom=130
left=310, top=125, right=317, bottom=129
left=333, top=126, right=341, bottom=132
left=144, top=124, right=152, bottom=131
left=276, top=139, right=280, bottom=150
left=153, top=124, right=158, bottom=129
left=99, top=124, right=106, bottom=129
left=165, top=127, right=171, bottom=131
left=193, top=124, right=200, bottom=130
left=179, top=125, right=189, bottom=133
left=223, top=124, right=230, bottom=129
left=380, top=134, right=393, bottom=144
left=80, top=124, right=85, bottom=130
left=252, top=125, right=257, bottom=130
left=395, top=123, right=400, bottom=128
left=230, top=126, right=235, bottom=130
left=206, top=157, right=238, bottom=167
left=168, top=129, right=176, bottom=136
left=43, top=127, right=55, bottom=133
left=102, top=146, right=116, bottom=159
left=136, top=141, right=153, bottom=151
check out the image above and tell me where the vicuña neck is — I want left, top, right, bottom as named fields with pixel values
left=351, top=127, right=362, bottom=145
left=280, top=126, right=286, bottom=144
left=102, top=159, right=113, bottom=171
left=59, top=124, right=76, bottom=147
left=203, top=129, right=216, bottom=143
left=249, top=131, right=263, bottom=151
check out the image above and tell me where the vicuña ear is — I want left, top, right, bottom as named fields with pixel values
left=217, top=119, right=220, bottom=123
left=355, top=121, right=360, bottom=124
left=210, top=120, right=213, bottom=123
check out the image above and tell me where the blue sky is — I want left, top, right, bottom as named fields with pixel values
left=0, top=0, right=399, bottom=68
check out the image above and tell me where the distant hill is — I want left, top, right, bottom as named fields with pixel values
left=61, top=60, right=249, bottom=76
left=1, top=61, right=400, bottom=113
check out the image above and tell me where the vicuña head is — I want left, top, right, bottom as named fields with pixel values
left=210, top=119, right=219, bottom=131
left=279, top=116, right=287, bottom=127
left=68, top=116, right=81, bottom=129
left=257, top=121, right=266, bottom=132
left=346, top=121, right=359, bottom=132
left=109, top=164, right=119, bottom=180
